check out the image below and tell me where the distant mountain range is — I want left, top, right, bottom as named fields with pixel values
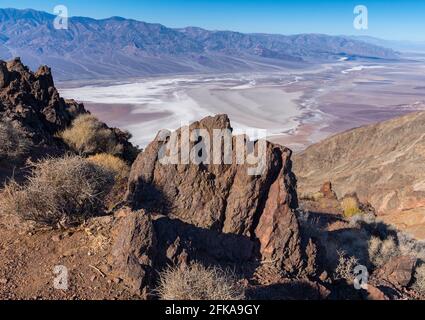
left=0, top=8, right=399, bottom=80
left=350, top=36, right=425, bottom=54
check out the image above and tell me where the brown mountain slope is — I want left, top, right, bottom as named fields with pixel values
left=293, top=111, right=425, bottom=218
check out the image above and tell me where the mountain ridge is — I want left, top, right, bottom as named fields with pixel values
left=0, top=8, right=399, bottom=80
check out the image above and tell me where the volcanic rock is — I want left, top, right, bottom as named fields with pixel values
left=110, top=209, right=157, bottom=295
left=126, top=114, right=314, bottom=278
left=0, top=58, right=138, bottom=175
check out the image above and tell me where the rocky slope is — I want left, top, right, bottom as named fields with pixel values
left=0, top=58, right=136, bottom=182
left=0, top=60, right=423, bottom=300
left=293, top=111, right=425, bottom=233
left=0, top=8, right=399, bottom=80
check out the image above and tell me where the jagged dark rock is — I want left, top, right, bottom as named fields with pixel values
left=0, top=58, right=138, bottom=180
left=0, top=57, right=86, bottom=149
left=125, top=114, right=316, bottom=280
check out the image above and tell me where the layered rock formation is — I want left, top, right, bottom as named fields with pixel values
left=120, top=115, right=317, bottom=292
left=293, top=111, right=425, bottom=216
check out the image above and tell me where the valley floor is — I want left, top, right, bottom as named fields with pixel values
left=59, top=57, right=425, bottom=151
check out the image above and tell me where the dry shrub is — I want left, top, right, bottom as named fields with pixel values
left=156, top=262, right=245, bottom=300
left=341, top=195, right=363, bottom=218
left=349, top=213, right=377, bottom=228
left=87, top=153, right=129, bottom=179
left=334, top=250, right=360, bottom=281
left=368, top=236, right=400, bottom=267
left=0, top=121, right=31, bottom=161
left=87, top=153, right=130, bottom=210
left=60, top=114, right=124, bottom=156
left=0, top=155, right=114, bottom=227
left=300, top=192, right=324, bottom=202
left=413, top=263, right=425, bottom=294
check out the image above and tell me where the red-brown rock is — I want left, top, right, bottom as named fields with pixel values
left=126, top=114, right=313, bottom=278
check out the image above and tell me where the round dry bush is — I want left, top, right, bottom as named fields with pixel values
left=156, top=263, right=245, bottom=300
left=60, top=114, right=124, bottom=156
left=87, top=153, right=129, bottom=180
left=0, top=121, right=31, bottom=161
left=368, top=236, right=400, bottom=268
left=0, top=155, right=114, bottom=227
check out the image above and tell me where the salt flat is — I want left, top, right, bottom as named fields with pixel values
left=59, top=58, right=425, bottom=151
left=59, top=73, right=308, bottom=147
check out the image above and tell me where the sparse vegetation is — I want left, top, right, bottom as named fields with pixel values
left=0, top=155, right=114, bottom=227
left=368, top=236, right=400, bottom=267
left=341, top=195, right=363, bottom=218
left=413, top=263, right=425, bottom=294
left=60, top=114, right=124, bottom=157
left=87, top=153, right=130, bottom=210
left=87, top=153, right=129, bottom=179
left=334, top=250, right=359, bottom=281
left=0, top=121, right=31, bottom=161
left=156, top=262, right=245, bottom=300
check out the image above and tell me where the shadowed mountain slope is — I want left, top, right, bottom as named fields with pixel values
left=294, top=111, right=425, bottom=217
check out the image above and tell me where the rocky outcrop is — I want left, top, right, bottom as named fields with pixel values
left=0, top=58, right=138, bottom=171
left=110, top=209, right=157, bottom=296
left=124, top=115, right=315, bottom=280
left=294, top=111, right=425, bottom=216
left=0, top=58, right=86, bottom=148
left=375, top=256, right=417, bottom=288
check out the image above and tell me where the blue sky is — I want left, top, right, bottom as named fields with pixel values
left=1, top=0, right=424, bottom=41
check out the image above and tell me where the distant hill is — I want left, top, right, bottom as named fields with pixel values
left=0, top=8, right=399, bottom=80
left=293, top=111, right=425, bottom=217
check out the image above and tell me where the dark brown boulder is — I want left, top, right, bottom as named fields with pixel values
left=110, top=209, right=157, bottom=295
left=126, top=114, right=313, bottom=278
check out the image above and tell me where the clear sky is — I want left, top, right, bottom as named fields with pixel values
left=0, top=0, right=424, bottom=41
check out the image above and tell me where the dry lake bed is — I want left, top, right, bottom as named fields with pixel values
left=59, top=57, right=425, bottom=151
